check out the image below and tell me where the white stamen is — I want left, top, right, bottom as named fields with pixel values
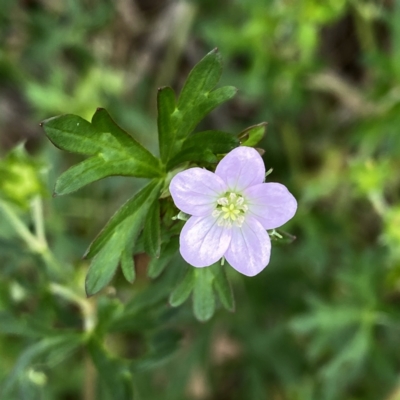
left=213, top=192, right=248, bottom=227
left=212, top=209, right=222, bottom=218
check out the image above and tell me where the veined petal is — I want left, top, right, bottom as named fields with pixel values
left=170, top=168, right=227, bottom=216
left=180, top=215, right=232, bottom=267
left=215, top=146, right=265, bottom=191
left=244, top=183, right=297, bottom=230
left=224, top=217, right=270, bottom=276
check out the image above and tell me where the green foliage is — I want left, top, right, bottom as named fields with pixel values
left=143, top=198, right=161, bottom=258
left=88, top=339, right=135, bottom=400
left=193, top=268, right=216, bottom=322
left=85, top=179, right=162, bottom=295
left=169, top=269, right=195, bottom=307
left=42, top=111, right=163, bottom=195
left=2, top=0, right=400, bottom=399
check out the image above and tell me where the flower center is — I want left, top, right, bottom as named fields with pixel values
left=212, top=192, right=248, bottom=227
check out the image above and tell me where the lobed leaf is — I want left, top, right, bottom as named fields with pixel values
left=175, top=85, right=237, bottom=141
left=85, top=180, right=162, bottom=296
left=167, top=130, right=239, bottom=169
left=155, top=50, right=237, bottom=167
left=85, top=179, right=162, bottom=259
left=177, top=48, right=223, bottom=112
left=42, top=112, right=164, bottom=195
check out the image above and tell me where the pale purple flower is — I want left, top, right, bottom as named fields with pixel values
left=169, top=146, right=297, bottom=276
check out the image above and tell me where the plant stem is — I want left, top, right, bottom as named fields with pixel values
left=0, top=199, right=44, bottom=253
left=31, top=195, right=47, bottom=247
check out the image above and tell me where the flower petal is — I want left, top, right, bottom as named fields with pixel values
left=244, top=183, right=297, bottom=230
left=170, top=168, right=227, bottom=216
left=224, top=217, right=271, bottom=276
left=215, top=146, right=265, bottom=191
left=180, top=215, right=232, bottom=267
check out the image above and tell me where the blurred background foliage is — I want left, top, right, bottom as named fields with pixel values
left=1, top=0, right=400, bottom=399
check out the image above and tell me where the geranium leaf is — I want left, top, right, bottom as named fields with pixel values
left=121, top=243, right=136, bottom=284
left=193, top=268, right=216, bottom=322
left=147, top=237, right=179, bottom=279
left=143, top=198, right=161, bottom=258
left=85, top=180, right=162, bottom=295
left=177, top=48, right=223, bottom=111
left=169, top=268, right=195, bottom=307
left=210, top=263, right=235, bottom=312
left=239, top=122, right=268, bottom=147
left=167, top=130, right=239, bottom=169
left=157, top=86, right=177, bottom=163
left=85, top=179, right=162, bottom=259
left=175, top=85, right=237, bottom=141
left=42, top=112, right=164, bottom=195
left=155, top=50, right=237, bottom=167
left=85, top=233, right=123, bottom=296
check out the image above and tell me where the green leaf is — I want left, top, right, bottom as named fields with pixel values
left=85, top=179, right=162, bottom=259
left=42, top=112, right=163, bottom=195
left=157, top=87, right=177, bottom=163
left=121, top=245, right=136, bottom=284
left=167, top=130, right=239, bottom=169
left=147, top=237, right=179, bottom=279
left=143, top=198, right=161, bottom=258
left=155, top=50, right=236, bottom=167
left=131, top=329, right=182, bottom=372
left=54, top=156, right=109, bottom=195
left=85, top=180, right=162, bottom=296
left=175, top=85, right=237, bottom=141
left=193, top=268, right=216, bottom=322
left=239, top=122, right=268, bottom=147
left=169, top=268, right=195, bottom=307
left=88, top=338, right=134, bottom=400
left=210, top=263, right=235, bottom=312
left=85, top=232, right=124, bottom=296
left=1, top=334, right=82, bottom=397
left=177, top=48, right=223, bottom=112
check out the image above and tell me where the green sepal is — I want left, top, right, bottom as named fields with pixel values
left=238, top=122, right=268, bottom=147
